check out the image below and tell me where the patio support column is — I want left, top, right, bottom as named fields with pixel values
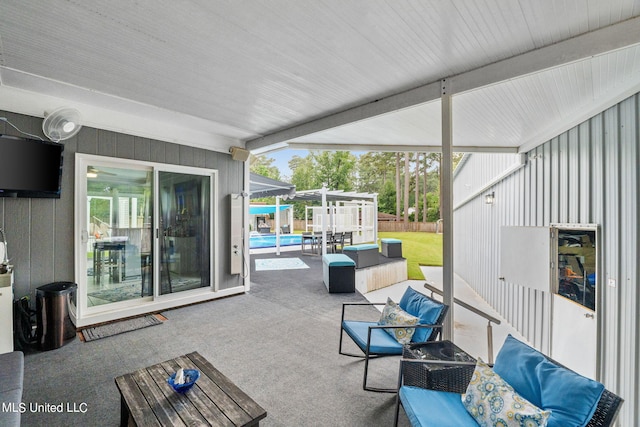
left=441, top=79, right=454, bottom=340
left=321, top=183, right=328, bottom=255
left=244, top=161, right=251, bottom=290
left=275, top=196, right=281, bottom=256
left=288, top=204, right=294, bottom=233
left=373, top=194, right=378, bottom=243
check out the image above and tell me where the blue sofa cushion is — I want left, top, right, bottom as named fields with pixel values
left=399, top=287, right=444, bottom=342
left=322, top=254, right=355, bottom=267
left=493, top=335, right=605, bottom=427
left=381, top=238, right=402, bottom=243
left=341, top=320, right=403, bottom=354
left=399, top=386, right=478, bottom=427
left=343, top=244, right=379, bottom=251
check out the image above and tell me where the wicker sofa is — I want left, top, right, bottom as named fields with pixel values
left=395, top=335, right=623, bottom=427
left=0, top=351, right=24, bottom=426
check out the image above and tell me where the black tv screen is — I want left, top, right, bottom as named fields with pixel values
left=0, top=134, right=64, bottom=198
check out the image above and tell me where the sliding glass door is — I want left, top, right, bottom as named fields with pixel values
left=85, top=165, right=153, bottom=307
left=158, top=171, right=211, bottom=295
left=75, top=154, right=217, bottom=323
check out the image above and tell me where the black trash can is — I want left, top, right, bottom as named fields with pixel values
left=36, top=282, right=77, bottom=350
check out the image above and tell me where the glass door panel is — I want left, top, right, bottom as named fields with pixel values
left=158, top=171, right=211, bottom=295
left=86, top=165, right=153, bottom=307
left=556, top=228, right=597, bottom=311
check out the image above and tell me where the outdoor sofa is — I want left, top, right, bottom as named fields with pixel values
left=395, top=334, right=623, bottom=427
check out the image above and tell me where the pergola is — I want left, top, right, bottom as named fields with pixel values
left=249, top=174, right=377, bottom=255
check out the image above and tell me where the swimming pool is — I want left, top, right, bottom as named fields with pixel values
left=249, top=234, right=302, bottom=249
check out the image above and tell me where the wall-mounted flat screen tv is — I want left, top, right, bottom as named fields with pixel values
left=0, top=134, right=64, bottom=198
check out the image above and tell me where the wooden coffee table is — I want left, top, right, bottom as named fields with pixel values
left=115, top=351, right=267, bottom=426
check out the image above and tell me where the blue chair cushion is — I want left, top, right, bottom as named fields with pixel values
left=322, top=254, right=355, bottom=267
left=399, top=287, right=445, bottom=342
left=381, top=238, right=402, bottom=243
left=493, top=334, right=605, bottom=427
left=343, top=244, right=379, bottom=251
left=342, top=320, right=403, bottom=354
left=399, top=386, right=478, bottom=427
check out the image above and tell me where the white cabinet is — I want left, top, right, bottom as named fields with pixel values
left=0, top=272, right=13, bottom=354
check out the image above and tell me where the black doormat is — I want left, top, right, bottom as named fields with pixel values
left=80, top=314, right=165, bottom=342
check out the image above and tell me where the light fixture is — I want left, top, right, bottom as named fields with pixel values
left=485, top=192, right=495, bottom=205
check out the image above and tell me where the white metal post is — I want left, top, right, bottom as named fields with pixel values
left=275, top=196, right=281, bottom=256
left=441, top=79, right=454, bottom=340
left=321, top=183, right=328, bottom=255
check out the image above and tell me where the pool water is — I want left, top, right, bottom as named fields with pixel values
left=249, top=234, right=302, bottom=249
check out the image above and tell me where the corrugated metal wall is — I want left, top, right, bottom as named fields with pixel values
left=0, top=110, right=244, bottom=301
left=453, top=94, right=639, bottom=424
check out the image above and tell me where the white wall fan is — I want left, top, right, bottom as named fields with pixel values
left=42, top=107, right=82, bottom=142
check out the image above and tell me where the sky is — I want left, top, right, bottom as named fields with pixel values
left=262, top=148, right=307, bottom=180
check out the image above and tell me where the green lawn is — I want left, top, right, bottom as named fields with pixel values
left=378, top=231, right=443, bottom=280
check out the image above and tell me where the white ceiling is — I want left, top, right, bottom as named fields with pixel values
left=1, top=1, right=639, bottom=154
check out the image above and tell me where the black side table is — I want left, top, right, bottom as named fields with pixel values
left=402, top=340, right=476, bottom=394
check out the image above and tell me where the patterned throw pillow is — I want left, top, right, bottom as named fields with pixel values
left=378, top=297, right=419, bottom=344
left=462, top=358, right=551, bottom=427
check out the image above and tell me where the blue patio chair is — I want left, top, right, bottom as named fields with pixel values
left=339, top=287, right=449, bottom=392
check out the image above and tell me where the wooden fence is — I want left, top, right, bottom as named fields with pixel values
left=378, top=221, right=439, bottom=233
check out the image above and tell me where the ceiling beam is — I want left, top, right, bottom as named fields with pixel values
left=246, top=16, right=640, bottom=152
left=283, top=142, right=518, bottom=153
left=451, top=16, right=640, bottom=95
left=245, top=82, right=442, bottom=151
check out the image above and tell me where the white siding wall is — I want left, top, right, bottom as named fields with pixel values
left=454, top=94, right=639, bottom=425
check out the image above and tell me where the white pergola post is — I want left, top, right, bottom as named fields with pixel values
left=373, top=194, right=378, bottom=243
left=441, top=79, right=454, bottom=340
left=288, top=204, right=294, bottom=232
left=321, top=183, right=328, bottom=256
left=275, top=196, right=281, bottom=256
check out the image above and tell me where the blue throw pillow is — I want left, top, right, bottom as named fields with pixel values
left=398, top=287, right=444, bottom=342
left=493, top=335, right=605, bottom=427
left=462, top=358, right=550, bottom=427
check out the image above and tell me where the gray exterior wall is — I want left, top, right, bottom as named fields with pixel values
left=453, top=93, right=640, bottom=424
left=0, top=110, right=244, bottom=301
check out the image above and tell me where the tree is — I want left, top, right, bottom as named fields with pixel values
left=249, top=155, right=281, bottom=180
left=414, top=152, right=420, bottom=222
left=356, top=152, right=395, bottom=193
left=288, top=151, right=357, bottom=219
left=311, top=151, right=357, bottom=191
left=377, top=180, right=396, bottom=214
left=395, top=153, right=401, bottom=221
left=403, top=153, right=410, bottom=226
left=289, top=155, right=316, bottom=190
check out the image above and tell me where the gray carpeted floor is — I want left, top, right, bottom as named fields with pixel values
left=22, top=250, right=412, bottom=426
